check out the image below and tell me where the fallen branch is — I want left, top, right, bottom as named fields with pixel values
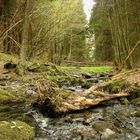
left=118, top=39, right=140, bottom=73
left=37, top=88, right=130, bottom=116
left=59, top=92, right=130, bottom=112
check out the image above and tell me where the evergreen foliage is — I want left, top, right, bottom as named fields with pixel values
left=89, top=0, right=140, bottom=68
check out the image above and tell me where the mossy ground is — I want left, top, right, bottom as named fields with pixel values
left=0, top=120, right=34, bottom=140
left=0, top=88, right=25, bottom=104
left=0, top=88, right=35, bottom=139
left=0, top=53, right=19, bottom=63
left=62, top=66, right=113, bottom=73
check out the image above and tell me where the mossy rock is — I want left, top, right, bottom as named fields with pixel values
left=27, top=63, right=66, bottom=76
left=0, top=53, right=18, bottom=63
left=0, top=120, right=35, bottom=140
left=0, top=89, right=25, bottom=104
left=108, top=69, right=140, bottom=93
left=27, top=63, right=53, bottom=73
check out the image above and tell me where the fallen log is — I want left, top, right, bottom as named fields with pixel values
left=53, top=92, right=130, bottom=113
left=34, top=81, right=131, bottom=116
left=33, top=69, right=140, bottom=117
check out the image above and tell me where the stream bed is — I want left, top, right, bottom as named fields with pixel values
left=31, top=76, right=140, bottom=140
left=0, top=73, right=140, bottom=140
left=32, top=104, right=140, bottom=140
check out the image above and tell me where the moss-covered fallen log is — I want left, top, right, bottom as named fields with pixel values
left=33, top=79, right=131, bottom=116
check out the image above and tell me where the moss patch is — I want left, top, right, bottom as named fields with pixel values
left=62, top=66, right=113, bottom=73
left=27, top=62, right=66, bottom=75
left=80, top=66, right=113, bottom=73
left=0, top=120, right=34, bottom=140
left=104, top=78, right=128, bottom=93
left=0, top=88, right=25, bottom=104
left=0, top=53, right=18, bottom=63
left=57, top=88, right=73, bottom=99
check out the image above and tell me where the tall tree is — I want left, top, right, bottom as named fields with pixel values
left=90, top=0, right=140, bottom=68
left=18, top=0, right=31, bottom=75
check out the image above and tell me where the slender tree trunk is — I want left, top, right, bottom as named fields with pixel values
left=17, top=0, right=30, bottom=75
left=68, top=32, right=72, bottom=60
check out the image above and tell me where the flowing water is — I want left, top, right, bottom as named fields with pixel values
left=0, top=74, right=140, bottom=140
left=32, top=104, right=140, bottom=140
left=31, top=75, right=140, bottom=140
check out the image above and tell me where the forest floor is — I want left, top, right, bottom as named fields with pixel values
left=0, top=56, right=140, bottom=139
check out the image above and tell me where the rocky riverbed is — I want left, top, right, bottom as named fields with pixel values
left=32, top=104, right=140, bottom=140
left=0, top=63, right=140, bottom=140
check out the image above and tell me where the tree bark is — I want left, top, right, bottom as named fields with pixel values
left=18, top=0, right=30, bottom=75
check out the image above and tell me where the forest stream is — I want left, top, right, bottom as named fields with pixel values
left=0, top=0, right=140, bottom=139
left=0, top=70, right=140, bottom=140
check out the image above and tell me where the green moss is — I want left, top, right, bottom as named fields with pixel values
left=48, top=75, right=77, bottom=86
left=27, top=63, right=51, bottom=72
left=120, top=98, right=129, bottom=105
left=107, top=78, right=125, bottom=87
left=103, top=78, right=128, bottom=93
left=0, top=53, right=18, bottom=63
left=15, top=66, right=26, bottom=76
left=0, top=89, right=25, bottom=104
left=0, top=120, right=35, bottom=140
left=62, top=66, right=113, bottom=73
left=58, top=89, right=72, bottom=99
left=80, top=66, right=113, bottom=73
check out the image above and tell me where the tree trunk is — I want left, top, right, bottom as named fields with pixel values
left=17, top=0, right=30, bottom=75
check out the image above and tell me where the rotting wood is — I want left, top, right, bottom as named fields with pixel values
left=35, top=79, right=131, bottom=115
left=57, top=92, right=130, bottom=113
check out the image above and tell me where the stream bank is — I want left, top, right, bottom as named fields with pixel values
left=0, top=63, right=140, bottom=140
left=29, top=67, right=140, bottom=140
